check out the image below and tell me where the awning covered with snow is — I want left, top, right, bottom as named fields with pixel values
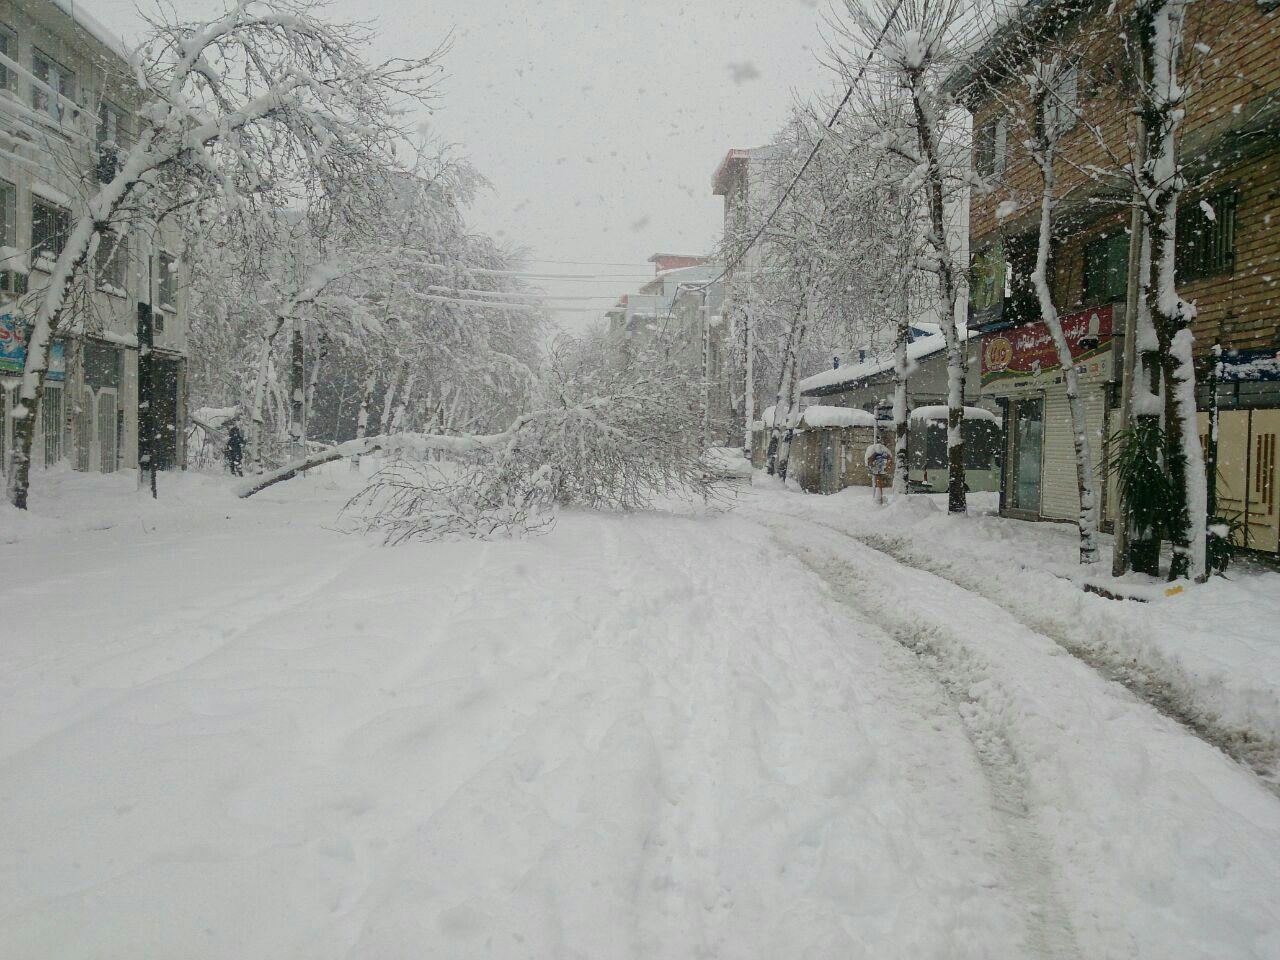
left=909, top=405, right=1000, bottom=424
left=798, top=406, right=877, bottom=430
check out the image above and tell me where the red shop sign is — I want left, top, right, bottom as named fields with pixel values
left=981, top=304, right=1113, bottom=387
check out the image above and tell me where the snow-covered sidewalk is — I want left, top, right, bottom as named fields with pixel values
left=2, top=468, right=1279, bottom=958
left=748, top=481, right=1280, bottom=784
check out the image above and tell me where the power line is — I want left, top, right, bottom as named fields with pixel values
left=415, top=292, right=607, bottom=314
left=521, top=257, right=656, bottom=268
left=695, top=0, right=907, bottom=292
left=425, top=286, right=620, bottom=301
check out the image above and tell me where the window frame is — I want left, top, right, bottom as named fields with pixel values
left=96, top=100, right=129, bottom=148
left=95, top=230, right=128, bottom=298
left=975, top=114, right=1008, bottom=181
left=31, top=47, right=76, bottom=122
left=30, top=197, right=71, bottom=266
left=0, top=23, right=16, bottom=94
left=1176, top=188, right=1237, bottom=282
left=157, top=250, right=177, bottom=313
left=0, top=177, right=15, bottom=251
left=1046, top=63, right=1079, bottom=139
left=969, top=240, right=1006, bottom=318
left=1081, top=230, right=1129, bottom=305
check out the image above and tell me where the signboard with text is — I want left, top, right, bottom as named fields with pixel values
left=981, top=304, right=1114, bottom=391
left=0, top=313, right=65, bottom=381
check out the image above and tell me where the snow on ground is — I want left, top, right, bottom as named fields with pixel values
left=750, top=482, right=1280, bottom=779
left=2, top=465, right=1279, bottom=958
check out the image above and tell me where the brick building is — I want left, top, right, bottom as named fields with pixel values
left=951, top=0, right=1280, bottom=552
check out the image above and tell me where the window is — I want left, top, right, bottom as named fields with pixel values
left=0, top=178, right=14, bottom=249
left=1082, top=230, right=1129, bottom=304
left=975, top=115, right=1008, bottom=180
left=1177, top=189, right=1236, bottom=281
left=1046, top=64, right=1079, bottom=139
left=970, top=241, right=1005, bottom=317
left=31, top=199, right=70, bottom=264
left=95, top=232, right=127, bottom=295
left=158, top=251, right=177, bottom=311
left=0, top=24, right=15, bottom=92
left=32, top=49, right=76, bottom=122
left=96, top=101, right=129, bottom=182
left=97, top=101, right=128, bottom=148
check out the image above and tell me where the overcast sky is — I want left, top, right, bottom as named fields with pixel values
left=83, top=0, right=836, bottom=331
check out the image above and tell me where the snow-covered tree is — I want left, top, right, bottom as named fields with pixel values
left=834, top=0, right=972, bottom=513
left=1022, top=56, right=1102, bottom=564
left=5, top=0, right=442, bottom=508
left=1130, top=0, right=1206, bottom=580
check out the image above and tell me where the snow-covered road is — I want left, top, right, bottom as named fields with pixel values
left=2, top=470, right=1278, bottom=958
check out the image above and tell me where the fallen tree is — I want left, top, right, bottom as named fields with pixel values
left=239, top=337, right=728, bottom=540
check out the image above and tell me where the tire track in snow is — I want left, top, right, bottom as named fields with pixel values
left=856, top=531, right=1280, bottom=794
left=764, top=518, right=1082, bottom=960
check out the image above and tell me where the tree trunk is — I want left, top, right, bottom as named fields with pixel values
left=742, top=300, right=755, bottom=459
left=392, top=374, right=417, bottom=433
left=1029, top=130, right=1099, bottom=564
left=1135, top=0, right=1205, bottom=581
left=908, top=67, right=966, bottom=514
left=289, top=320, right=305, bottom=447
left=379, top=368, right=401, bottom=435
left=352, top=371, right=378, bottom=471
left=892, top=310, right=911, bottom=496
left=765, top=301, right=808, bottom=479
left=305, top=333, right=328, bottom=440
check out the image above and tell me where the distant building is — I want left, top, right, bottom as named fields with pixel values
left=604, top=253, right=719, bottom=348
left=0, top=0, right=190, bottom=479
left=711, top=145, right=785, bottom=441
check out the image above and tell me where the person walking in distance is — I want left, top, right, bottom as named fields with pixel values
left=225, top=423, right=245, bottom=476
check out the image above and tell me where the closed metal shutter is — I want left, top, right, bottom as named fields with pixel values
left=1040, top=386, right=1107, bottom=521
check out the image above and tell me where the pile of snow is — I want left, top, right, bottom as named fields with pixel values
left=798, top=406, right=876, bottom=429
left=700, top=446, right=753, bottom=478
left=909, top=405, right=1000, bottom=423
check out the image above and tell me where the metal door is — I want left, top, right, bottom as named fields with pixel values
left=76, top=389, right=94, bottom=472
left=97, top=389, right=118, bottom=473
left=1247, top=410, right=1279, bottom=553
left=1202, top=410, right=1248, bottom=547
left=820, top=430, right=839, bottom=494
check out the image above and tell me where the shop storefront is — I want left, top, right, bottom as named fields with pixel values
left=2, top=312, right=67, bottom=474
left=1199, top=349, right=1280, bottom=555
left=980, top=304, right=1119, bottom=525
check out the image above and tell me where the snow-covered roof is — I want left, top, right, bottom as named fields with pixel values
left=798, top=406, right=877, bottom=430
left=51, top=0, right=131, bottom=62
left=909, top=405, right=1000, bottom=424
left=800, top=326, right=978, bottom=397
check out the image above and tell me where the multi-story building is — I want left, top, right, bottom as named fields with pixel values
left=0, top=0, right=189, bottom=480
left=951, top=0, right=1280, bottom=552
left=604, top=253, right=720, bottom=347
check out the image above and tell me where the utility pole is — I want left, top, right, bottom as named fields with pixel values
left=701, top=289, right=711, bottom=450
left=137, top=301, right=157, bottom=498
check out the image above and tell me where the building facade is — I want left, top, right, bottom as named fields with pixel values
left=0, top=0, right=189, bottom=481
left=798, top=331, right=1002, bottom=493
left=954, top=0, right=1280, bottom=550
